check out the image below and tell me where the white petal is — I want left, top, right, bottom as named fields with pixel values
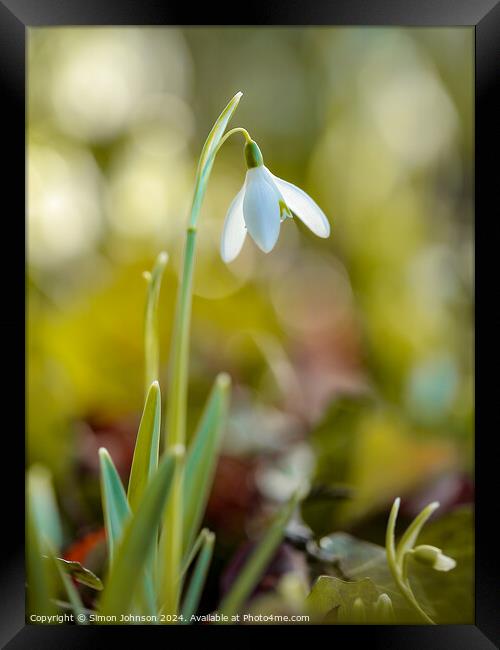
left=242, top=167, right=281, bottom=253
left=267, top=171, right=330, bottom=238
left=434, top=554, right=456, bottom=572
left=220, top=184, right=247, bottom=263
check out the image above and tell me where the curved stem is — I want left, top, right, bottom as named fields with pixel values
left=385, top=498, right=435, bottom=625
left=213, top=127, right=252, bottom=154
left=399, top=553, right=436, bottom=625
left=160, top=95, right=243, bottom=616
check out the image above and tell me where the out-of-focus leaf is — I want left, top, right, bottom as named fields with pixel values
left=305, top=397, right=458, bottom=533
left=53, top=557, right=103, bottom=591
left=181, top=528, right=210, bottom=579
left=245, top=574, right=309, bottom=623
left=183, top=373, right=230, bottom=552
left=100, top=448, right=157, bottom=616
left=315, top=532, right=414, bottom=619
left=181, top=530, right=215, bottom=623
left=99, top=447, right=182, bottom=617
left=307, top=575, right=379, bottom=623
left=26, top=466, right=60, bottom=618
left=52, top=554, right=87, bottom=623
left=27, top=464, right=63, bottom=550
left=143, top=252, right=168, bottom=392
left=99, top=448, right=131, bottom=563
left=340, top=416, right=457, bottom=527
left=218, top=491, right=300, bottom=619
left=127, top=381, right=161, bottom=512
left=27, top=497, right=57, bottom=617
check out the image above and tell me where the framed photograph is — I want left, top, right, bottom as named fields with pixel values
left=1, top=0, right=498, bottom=646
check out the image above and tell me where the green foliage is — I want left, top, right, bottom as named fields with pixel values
left=409, top=507, right=474, bottom=624
left=143, top=252, right=168, bottom=392
left=181, top=531, right=215, bottom=622
left=25, top=81, right=472, bottom=627
left=314, top=506, right=473, bottom=624
left=307, top=576, right=379, bottom=623
left=99, top=448, right=131, bottom=563
left=304, top=396, right=458, bottom=534
left=127, top=381, right=162, bottom=512
left=99, top=447, right=182, bottom=617
left=52, top=558, right=103, bottom=591
left=27, top=501, right=57, bottom=618
left=28, top=465, right=63, bottom=549
left=183, top=373, right=230, bottom=552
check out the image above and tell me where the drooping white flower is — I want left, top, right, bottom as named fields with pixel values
left=220, top=140, right=331, bottom=263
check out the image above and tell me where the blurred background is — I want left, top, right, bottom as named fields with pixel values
left=27, top=27, right=474, bottom=617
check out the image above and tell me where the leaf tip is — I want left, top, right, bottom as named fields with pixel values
left=157, top=251, right=168, bottom=266
left=171, top=444, right=185, bottom=459
left=216, top=372, right=231, bottom=390
left=98, top=447, right=111, bottom=462
left=149, top=379, right=161, bottom=394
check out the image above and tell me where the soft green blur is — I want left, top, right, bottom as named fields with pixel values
left=27, top=28, right=473, bottom=537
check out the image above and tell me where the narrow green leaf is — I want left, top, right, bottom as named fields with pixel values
left=144, top=252, right=168, bottom=393
left=26, top=466, right=60, bottom=617
left=385, top=497, right=400, bottom=577
left=180, top=531, right=215, bottom=624
left=181, top=528, right=210, bottom=580
left=52, top=557, right=103, bottom=591
left=27, top=497, right=57, bottom=617
left=198, top=92, right=243, bottom=180
left=127, top=381, right=162, bottom=512
left=28, top=464, right=63, bottom=550
left=99, top=446, right=183, bottom=618
left=99, top=448, right=131, bottom=564
left=183, top=373, right=230, bottom=552
left=218, top=491, right=300, bottom=620
left=395, top=501, right=440, bottom=569
left=99, top=447, right=157, bottom=615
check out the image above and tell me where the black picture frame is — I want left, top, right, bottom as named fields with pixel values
left=2, top=0, right=498, bottom=647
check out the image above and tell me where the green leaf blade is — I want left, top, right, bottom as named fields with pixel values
left=180, top=530, right=215, bottom=624
left=99, top=446, right=183, bottom=618
left=144, top=252, right=168, bottom=392
left=198, top=92, right=243, bottom=180
left=99, top=448, right=131, bottom=564
left=28, top=465, right=63, bottom=550
left=183, top=373, right=230, bottom=552
left=54, top=558, right=103, bottom=591
left=127, top=381, right=162, bottom=512
left=26, top=466, right=60, bottom=618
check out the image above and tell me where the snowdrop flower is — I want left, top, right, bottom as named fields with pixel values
left=411, top=545, right=457, bottom=572
left=220, top=140, right=330, bottom=263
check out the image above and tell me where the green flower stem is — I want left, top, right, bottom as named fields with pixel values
left=160, top=94, right=243, bottom=616
left=398, top=555, right=435, bottom=625
left=210, top=127, right=252, bottom=160
left=160, top=229, right=196, bottom=616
